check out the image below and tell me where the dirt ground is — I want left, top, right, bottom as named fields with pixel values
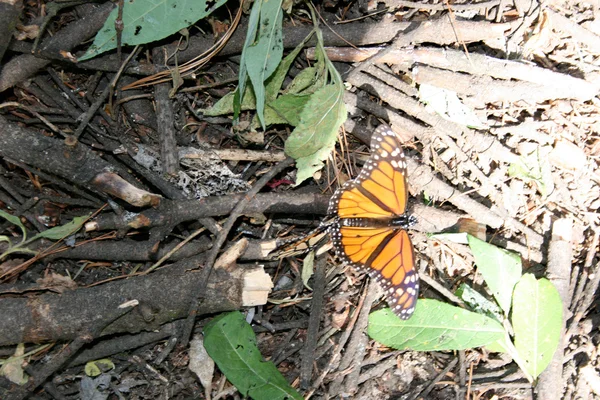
left=0, top=0, right=599, bottom=399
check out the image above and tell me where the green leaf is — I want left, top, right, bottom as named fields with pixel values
left=456, top=283, right=503, bottom=321
left=368, top=300, right=504, bottom=351
left=468, top=235, right=522, bottom=316
left=301, top=250, right=314, bottom=290
left=207, top=30, right=312, bottom=119
left=245, top=0, right=284, bottom=129
left=284, top=66, right=319, bottom=95
left=0, top=209, right=26, bottom=240
left=203, top=312, right=302, bottom=400
left=30, top=215, right=88, bottom=241
left=78, top=0, right=228, bottom=61
left=264, top=93, right=311, bottom=126
left=294, top=140, right=336, bottom=185
left=84, top=359, right=115, bottom=377
left=203, top=86, right=257, bottom=117
left=508, top=147, right=554, bottom=197
left=485, top=335, right=510, bottom=353
left=264, top=31, right=314, bottom=103
left=233, top=0, right=262, bottom=119
left=284, top=84, right=345, bottom=161
left=512, top=274, right=563, bottom=379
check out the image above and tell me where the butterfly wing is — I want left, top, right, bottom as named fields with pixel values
left=327, top=124, right=409, bottom=218
left=330, top=225, right=418, bottom=319
left=328, top=125, right=418, bottom=319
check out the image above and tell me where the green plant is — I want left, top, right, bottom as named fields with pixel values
left=0, top=210, right=88, bottom=260
left=77, top=0, right=228, bottom=61
left=204, top=1, right=347, bottom=185
left=203, top=311, right=302, bottom=400
left=368, top=234, right=563, bottom=382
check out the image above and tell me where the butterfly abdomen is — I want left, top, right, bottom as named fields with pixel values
left=337, top=215, right=416, bottom=229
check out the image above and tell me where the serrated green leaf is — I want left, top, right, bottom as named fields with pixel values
left=0, top=209, right=26, bottom=239
left=78, top=0, right=228, bottom=61
left=468, top=235, right=522, bottom=316
left=512, top=274, right=562, bottom=379
left=285, top=67, right=319, bottom=95
left=203, top=312, right=302, bottom=400
left=294, top=140, right=336, bottom=185
left=245, top=0, right=284, bottom=129
left=30, top=215, right=88, bottom=241
left=284, top=85, right=345, bottom=159
left=264, top=93, right=311, bottom=126
left=368, top=300, right=504, bottom=351
left=264, top=32, right=314, bottom=103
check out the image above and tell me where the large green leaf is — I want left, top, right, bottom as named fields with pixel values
left=368, top=300, right=504, bottom=351
left=245, top=0, right=284, bottom=129
left=78, top=0, right=228, bottom=61
left=512, top=274, right=563, bottom=379
left=203, top=312, right=302, bottom=400
left=284, top=84, right=346, bottom=184
left=468, top=235, right=522, bottom=316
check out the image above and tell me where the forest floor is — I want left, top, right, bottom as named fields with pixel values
left=0, top=0, right=599, bottom=399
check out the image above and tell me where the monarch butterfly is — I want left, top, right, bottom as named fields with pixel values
left=327, top=124, right=418, bottom=320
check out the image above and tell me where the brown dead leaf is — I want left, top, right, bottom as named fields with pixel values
left=0, top=259, right=26, bottom=277
left=331, top=306, right=350, bottom=330
left=36, top=272, right=77, bottom=292
left=14, top=24, right=40, bottom=41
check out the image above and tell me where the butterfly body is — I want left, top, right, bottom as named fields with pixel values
left=336, top=215, right=416, bottom=229
left=328, top=125, right=419, bottom=320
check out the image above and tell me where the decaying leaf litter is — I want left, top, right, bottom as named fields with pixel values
left=0, top=0, right=599, bottom=399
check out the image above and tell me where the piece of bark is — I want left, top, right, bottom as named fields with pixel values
left=0, top=0, right=22, bottom=63
left=0, top=255, right=272, bottom=346
left=86, top=193, right=330, bottom=232
left=0, top=115, right=159, bottom=208
left=536, top=218, right=573, bottom=399
left=152, top=46, right=179, bottom=176
left=412, top=64, right=590, bottom=103
left=0, top=2, right=115, bottom=92
left=319, top=46, right=597, bottom=101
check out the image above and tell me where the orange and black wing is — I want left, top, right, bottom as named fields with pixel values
left=327, top=124, right=409, bottom=219
left=330, top=225, right=418, bottom=319
left=328, top=125, right=418, bottom=319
